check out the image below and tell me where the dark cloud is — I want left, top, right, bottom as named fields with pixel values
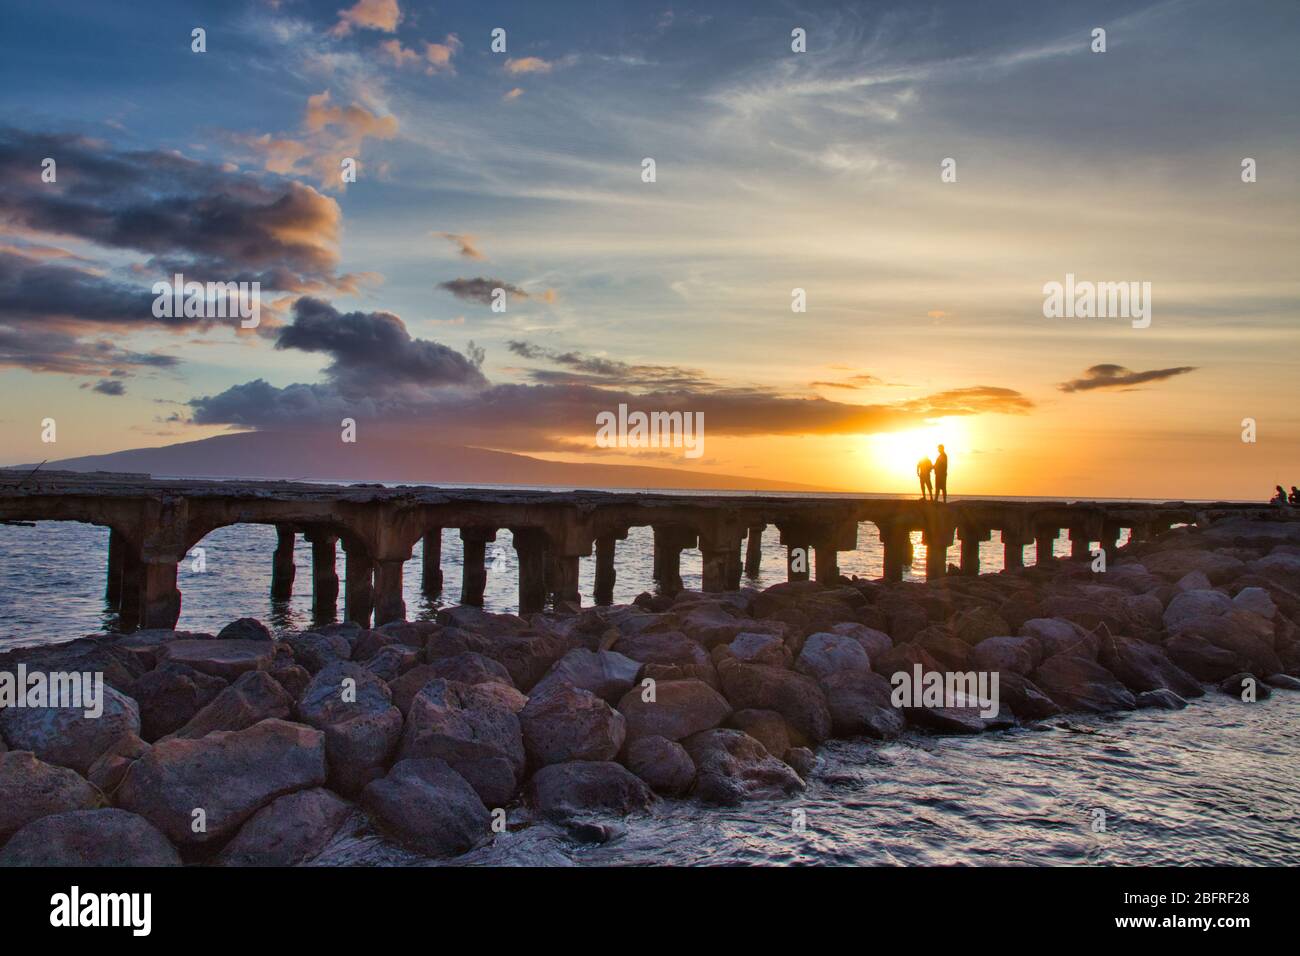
left=1058, top=364, right=1197, bottom=393
left=90, top=379, right=125, bottom=396
left=507, top=340, right=713, bottom=389
left=0, top=320, right=180, bottom=376
left=438, top=277, right=553, bottom=306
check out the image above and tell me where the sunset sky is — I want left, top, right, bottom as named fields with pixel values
left=1, top=0, right=1296, bottom=499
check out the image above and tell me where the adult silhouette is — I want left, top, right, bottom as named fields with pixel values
left=917, top=457, right=934, bottom=501
left=934, top=444, right=949, bottom=503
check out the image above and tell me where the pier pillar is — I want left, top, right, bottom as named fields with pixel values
left=700, top=527, right=744, bottom=593
left=512, top=529, right=548, bottom=614
left=271, top=525, right=296, bottom=601
left=460, top=528, right=496, bottom=607
left=106, top=528, right=126, bottom=606
left=594, top=535, right=618, bottom=605
left=373, top=558, right=406, bottom=626
left=1035, top=530, right=1058, bottom=565
left=118, top=545, right=143, bottom=629
left=140, top=560, right=182, bottom=630
left=306, top=531, right=339, bottom=622
left=922, top=525, right=953, bottom=580
left=785, top=543, right=811, bottom=582
left=1068, top=528, right=1093, bottom=562
left=652, top=526, right=691, bottom=594
left=1102, top=523, right=1123, bottom=561
left=744, top=524, right=764, bottom=577
left=551, top=555, right=581, bottom=606
left=958, top=527, right=989, bottom=576
left=421, top=529, right=443, bottom=595
left=343, top=545, right=374, bottom=627
left=880, top=524, right=911, bottom=583
left=1001, top=531, right=1026, bottom=571
left=814, top=546, right=839, bottom=585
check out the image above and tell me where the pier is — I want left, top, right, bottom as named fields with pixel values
left=0, top=471, right=1277, bottom=630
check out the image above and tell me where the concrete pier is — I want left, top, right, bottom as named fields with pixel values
left=0, top=470, right=1270, bottom=631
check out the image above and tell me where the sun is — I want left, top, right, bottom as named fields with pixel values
left=868, top=419, right=965, bottom=486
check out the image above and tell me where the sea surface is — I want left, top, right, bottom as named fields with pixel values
left=0, top=485, right=1292, bottom=867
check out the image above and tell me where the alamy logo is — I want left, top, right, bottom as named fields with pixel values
left=50, top=886, right=151, bottom=936
left=595, top=403, right=705, bottom=459
left=889, top=664, right=1000, bottom=718
left=1042, top=273, right=1151, bottom=328
left=0, top=667, right=103, bottom=718
left=151, top=272, right=260, bottom=328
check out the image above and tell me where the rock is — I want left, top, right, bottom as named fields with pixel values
left=1143, top=549, right=1245, bottom=585
left=1164, top=589, right=1233, bottom=632
left=529, top=648, right=641, bottom=704
left=116, top=718, right=327, bottom=848
left=1233, top=587, right=1278, bottom=619
left=818, top=670, right=906, bottom=738
left=427, top=652, right=515, bottom=688
left=912, top=627, right=972, bottom=670
left=683, top=729, right=805, bottom=805
left=169, top=670, right=295, bottom=739
left=795, top=631, right=874, bottom=682
left=727, top=709, right=792, bottom=757
left=1098, top=636, right=1204, bottom=698
left=1175, top=612, right=1283, bottom=676
left=527, top=760, right=654, bottom=819
left=829, top=621, right=892, bottom=659
left=1164, top=632, right=1243, bottom=681
left=269, top=663, right=312, bottom=700
left=998, top=672, right=1063, bottom=720
left=1175, top=570, right=1213, bottom=592
left=520, top=683, right=626, bottom=767
left=218, top=788, right=351, bottom=866
left=0, top=808, right=180, bottom=866
left=363, top=644, right=419, bottom=682
left=399, top=679, right=526, bottom=808
left=951, top=606, right=1011, bottom=645
left=217, top=618, right=273, bottom=642
left=1019, top=618, right=1098, bottom=660
left=0, top=683, right=140, bottom=775
left=156, top=639, right=277, bottom=681
left=786, top=746, right=816, bottom=777
left=1032, top=655, right=1136, bottom=713
left=363, top=758, right=490, bottom=857
left=283, top=632, right=353, bottom=674
left=297, top=662, right=403, bottom=795
left=669, top=604, right=759, bottom=648
left=905, top=705, right=994, bottom=735
left=1265, top=673, right=1300, bottom=690
left=389, top=664, right=440, bottom=716
left=623, top=735, right=695, bottom=795
left=86, top=732, right=150, bottom=795
left=129, top=663, right=228, bottom=740
left=1218, top=673, right=1271, bottom=701
left=970, top=636, right=1039, bottom=676
left=470, top=681, right=529, bottom=714
left=612, top=630, right=716, bottom=686
left=617, top=678, right=731, bottom=742
left=715, top=632, right=791, bottom=669
left=873, top=642, right=945, bottom=679
left=716, top=659, right=831, bottom=745
left=0, top=751, right=103, bottom=840
left=1135, top=689, right=1188, bottom=709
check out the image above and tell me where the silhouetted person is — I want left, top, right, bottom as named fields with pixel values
left=934, top=444, right=949, bottom=503
left=917, top=457, right=933, bottom=500
left=1290, top=486, right=1299, bottom=505
left=1271, top=485, right=1287, bottom=505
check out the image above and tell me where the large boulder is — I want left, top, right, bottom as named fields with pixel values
left=86, top=732, right=150, bottom=796
left=1164, top=589, right=1233, bottom=632
left=218, top=788, right=351, bottom=866
left=1164, top=632, right=1243, bottom=681
left=526, top=760, right=654, bottom=819
left=1218, top=673, right=1271, bottom=701
left=1019, top=618, right=1098, bottom=660
left=528, top=648, right=641, bottom=704
left=818, top=670, right=906, bottom=739
left=362, top=758, right=490, bottom=858
left=0, top=808, right=180, bottom=866
left=970, top=636, right=1039, bottom=676
left=716, top=659, right=831, bottom=745
left=398, top=679, right=525, bottom=808
left=683, top=729, right=805, bottom=805
left=0, top=683, right=140, bottom=775
left=612, top=630, right=716, bottom=686
left=156, top=639, right=278, bottom=681
left=828, top=621, right=892, bottom=659
left=623, top=735, right=696, bottom=796
left=727, top=709, right=792, bottom=758
left=616, top=678, right=731, bottom=742
left=520, top=683, right=626, bottom=767
left=0, top=751, right=102, bottom=840
left=282, top=632, right=352, bottom=674
left=217, top=618, right=273, bottom=642
left=1173, top=612, right=1283, bottom=676
left=795, top=631, right=874, bottom=682
left=1232, top=587, right=1278, bottom=620
left=1143, top=549, right=1245, bottom=585
left=129, top=663, right=228, bottom=740
left=951, top=606, right=1011, bottom=646
left=116, top=718, right=327, bottom=848
left=427, top=651, right=515, bottom=688
left=1031, top=655, right=1136, bottom=713
left=169, top=670, right=294, bottom=739
left=714, top=632, right=791, bottom=669
left=997, top=672, right=1063, bottom=720
left=1098, top=636, right=1204, bottom=698
left=296, top=662, right=403, bottom=794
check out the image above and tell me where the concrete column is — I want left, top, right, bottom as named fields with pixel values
left=1035, top=530, right=1057, bottom=565
left=744, top=524, right=764, bottom=577
left=552, top=555, right=581, bottom=606
left=106, top=528, right=126, bottom=607
left=344, top=546, right=375, bottom=627
left=459, top=529, right=495, bottom=607
left=1068, top=529, right=1092, bottom=562
left=786, top=543, right=811, bottom=582
left=1001, top=531, right=1026, bottom=571
left=814, top=546, right=839, bottom=584
left=594, top=536, right=617, bottom=606
left=652, top=526, right=686, bottom=593
left=271, top=525, right=296, bottom=601
left=725, top=541, right=743, bottom=590
left=880, top=525, right=909, bottom=583
left=307, top=532, right=339, bottom=623
left=701, top=546, right=729, bottom=593
left=1102, top=524, right=1123, bottom=561
left=513, top=529, right=549, bottom=614
left=140, top=560, right=181, bottom=630
left=959, top=536, right=981, bottom=576
left=373, top=558, right=406, bottom=626
left=421, top=529, right=443, bottom=595
left=118, top=545, right=143, bottom=629
left=924, top=530, right=950, bottom=580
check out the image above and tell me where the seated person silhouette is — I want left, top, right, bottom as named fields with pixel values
left=1290, top=486, right=1299, bottom=505
left=1271, top=485, right=1287, bottom=505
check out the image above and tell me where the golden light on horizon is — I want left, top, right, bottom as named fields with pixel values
left=868, top=418, right=966, bottom=487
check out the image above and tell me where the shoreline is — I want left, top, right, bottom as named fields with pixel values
left=1, top=513, right=1298, bottom=865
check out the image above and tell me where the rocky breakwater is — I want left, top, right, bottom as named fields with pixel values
left=2, top=515, right=1299, bottom=865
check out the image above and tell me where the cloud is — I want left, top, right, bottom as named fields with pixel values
left=503, top=88, right=524, bottom=102
left=329, top=0, right=401, bottom=37
left=811, top=374, right=890, bottom=390
left=507, top=340, right=713, bottom=390
left=437, top=277, right=555, bottom=306
left=435, top=232, right=485, bottom=260
left=504, top=56, right=556, bottom=75
left=90, top=379, right=126, bottom=396
left=897, top=386, right=1034, bottom=416
left=424, top=35, right=462, bottom=74
left=377, top=38, right=419, bottom=68
left=1058, top=364, right=1198, bottom=393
